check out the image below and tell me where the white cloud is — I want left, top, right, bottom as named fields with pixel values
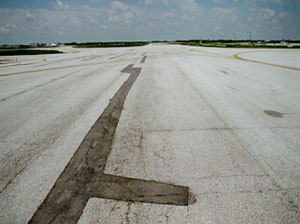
left=162, top=0, right=169, bottom=6
left=165, top=11, right=176, bottom=18
left=108, top=1, right=134, bottom=24
left=213, top=8, right=232, bottom=14
left=182, top=0, right=201, bottom=12
left=166, top=21, right=178, bottom=26
left=109, top=11, right=134, bottom=24
left=0, top=24, right=16, bottom=34
left=264, top=0, right=281, bottom=4
left=279, top=12, right=291, bottom=19
left=108, top=16, right=119, bottom=22
left=6, top=24, right=16, bottom=29
left=56, top=0, right=69, bottom=10
left=264, top=8, right=275, bottom=19
left=272, top=26, right=282, bottom=31
left=212, top=8, right=237, bottom=21
left=0, top=27, right=10, bottom=34
left=144, top=0, right=152, bottom=5
left=25, top=11, right=32, bottom=18
left=111, top=1, right=128, bottom=11
left=182, top=14, right=195, bottom=22
left=124, top=12, right=134, bottom=20
left=241, top=0, right=281, bottom=6
left=210, top=0, right=224, bottom=3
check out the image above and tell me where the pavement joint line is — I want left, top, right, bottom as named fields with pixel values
left=0, top=140, right=40, bottom=145
left=234, top=52, right=300, bottom=71
left=194, top=53, right=233, bottom=59
left=194, top=174, right=269, bottom=179
left=144, top=126, right=300, bottom=133
left=196, top=188, right=285, bottom=196
left=109, top=53, right=129, bottom=60
left=189, top=49, right=234, bottom=59
left=29, top=64, right=189, bottom=224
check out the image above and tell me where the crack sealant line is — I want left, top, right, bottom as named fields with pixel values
left=28, top=64, right=188, bottom=224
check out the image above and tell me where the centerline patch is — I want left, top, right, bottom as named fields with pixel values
left=29, top=64, right=189, bottom=224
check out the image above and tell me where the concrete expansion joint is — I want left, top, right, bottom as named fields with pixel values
left=28, top=63, right=189, bottom=224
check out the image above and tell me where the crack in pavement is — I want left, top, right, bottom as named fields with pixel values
left=29, top=64, right=189, bottom=224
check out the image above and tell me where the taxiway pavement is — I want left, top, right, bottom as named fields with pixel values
left=1, top=44, right=300, bottom=223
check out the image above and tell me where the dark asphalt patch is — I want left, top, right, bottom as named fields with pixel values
left=29, top=64, right=188, bottom=224
left=264, top=110, right=284, bottom=118
left=109, top=53, right=129, bottom=60
left=141, top=56, right=147, bottom=63
left=220, top=70, right=229, bottom=75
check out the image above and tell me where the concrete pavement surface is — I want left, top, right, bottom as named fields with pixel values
left=0, top=44, right=300, bottom=223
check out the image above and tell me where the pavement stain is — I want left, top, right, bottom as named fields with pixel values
left=137, top=131, right=144, bottom=149
left=228, top=86, right=240, bottom=92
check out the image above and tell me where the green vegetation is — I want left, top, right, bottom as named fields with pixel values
left=71, top=41, right=149, bottom=48
left=175, top=40, right=300, bottom=48
left=0, top=49, right=63, bottom=56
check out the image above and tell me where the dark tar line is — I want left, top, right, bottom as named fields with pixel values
left=141, top=55, right=147, bottom=63
left=29, top=62, right=188, bottom=224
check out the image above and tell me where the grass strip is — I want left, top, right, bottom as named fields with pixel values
left=0, top=49, right=63, bottom=56
left=74, top=42, right=149, bottom=48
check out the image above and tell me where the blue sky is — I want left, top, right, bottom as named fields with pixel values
left=0, top=0, right=300, bottom=44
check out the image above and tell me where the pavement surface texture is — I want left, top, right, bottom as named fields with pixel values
left=0, top=44, right=300, bottom=223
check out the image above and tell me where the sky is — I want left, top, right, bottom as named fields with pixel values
left=0, top=0, right=300, bottom=44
